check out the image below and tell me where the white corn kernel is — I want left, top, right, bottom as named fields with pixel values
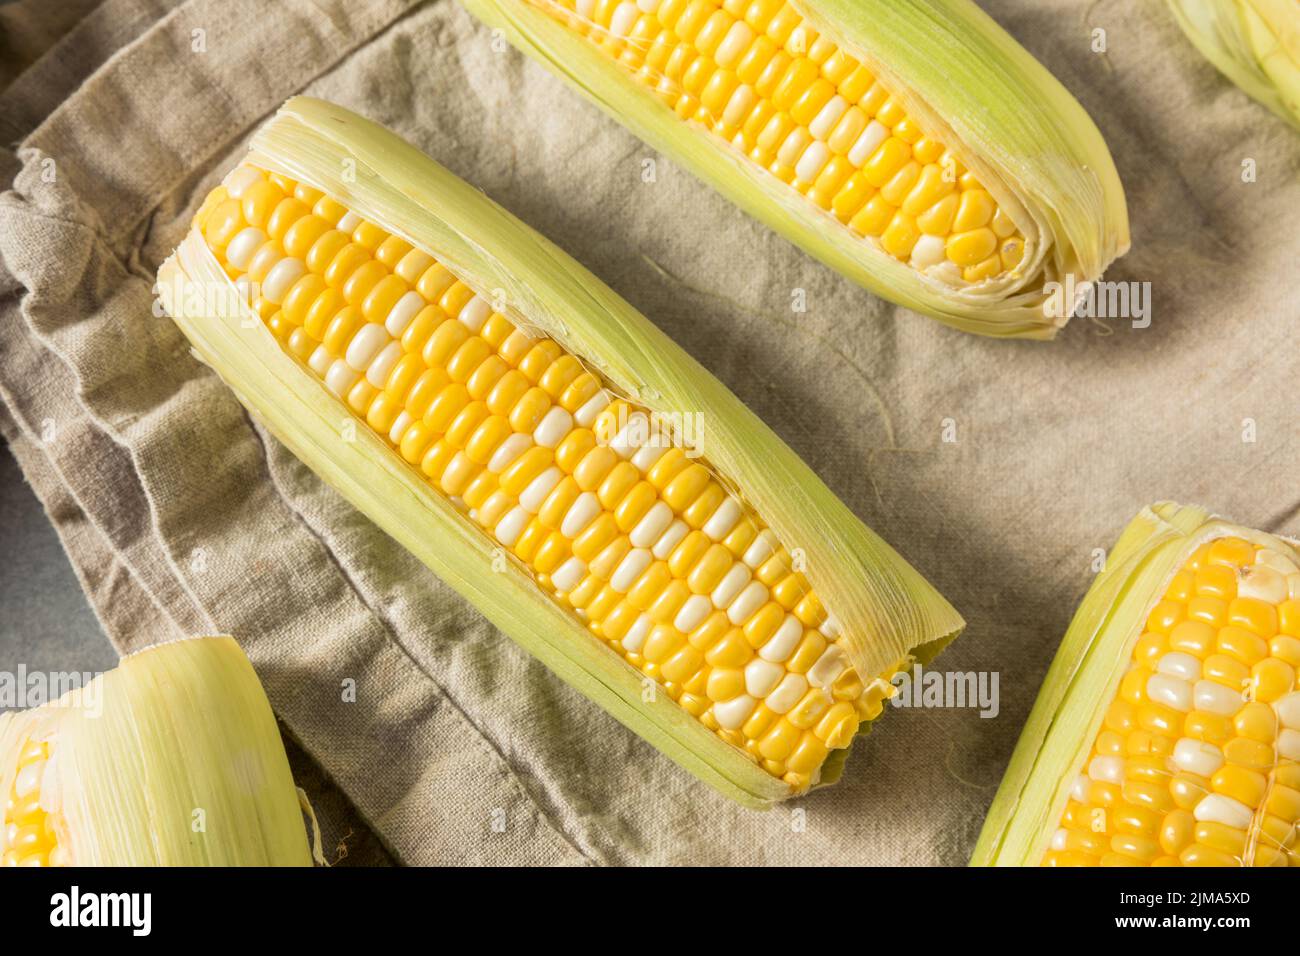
left=611, top=548, right=653, bottom=593
left=494, top=507, right=529, bottom=547
left=561, top=492, right=601, bottom=538
left=324, top=359, right=359, bottom=397
left=1277, top=691, right=1300, bottom=729
left=1238, top=566, right=1287, bottom=604
left=533, top=406, right=574, bottom=448
left=458, top=295, right=491, bottom=332
left=609, top=1, right=639, bottom=37
left=262, top=257, right=306, bottom=304
left=714, top=21, right=754, bottom=69
left=743, top=529, right=777, bottom=568
left=385, top=291, right=425, bottom=337
left=1193, top=794, right=1253, bottom=829
left=651, top=519, right=690, bottom=560
left=806, top=645, right=846, bottom=688
left=366, top=340, right=403, bottom=389
left=621, top=613, right=653, bottom=653
left=1146, top=673, right=1193, bottom=712
left=794, top=141, right=831, bottom=184
left=674, top=594, right=712, bottom=634
left=610, top=414, right=648, bottom=458
left=221, top=165, right=262, bottom=198
left=488, top=433, right=532, bottom=473
left=1256, top=548, right=1300, bottom=577
left=388, top=411, right=412, bottom=445
left=1070, top=774, right=1090, bottom=802
left=575, top=391, right=611, bottom=427
left=848, top=120, right=888, bottom=166
left=1277, top=728, right=1300, bottom=761
left=14, top=760, right=43, bottom=799
left=809, top=95, right=848, bottom=140
left=308, top=345, right=332, bottom=375
left=552, top=557, right=586, bottom=593
left=744, top=658, right=783, bottom=698
left=1087, top=755, right=1125, bottom=784
left=711, top=562, right=751, bottom=609
left=345, top=322, right=389, bottom=371
left=702, top=496, right=742, bottom=541
left=519, top=466, right=563, bottom=513
left=225, top=227, right=267, bottom=271
left=758, top=615, right=802, bottom=663
left=1157, top=651, right=1202, bottom=681
left=765, top=674, right=808, bottom=714
left=910, top=234, right=947, bottom=269
left=1194, top=679, right=1244, bottom=715
left=1173, top=737, right=1224, bottom=777
left=727, top=580, right=768, bottom=625
left=630, top=502, right=673, bottom=548
left=713, top=694, right=757, bottom=730
left=631, top=443, right=666, bottom=472
left=777, top=128, right=812, bottom=168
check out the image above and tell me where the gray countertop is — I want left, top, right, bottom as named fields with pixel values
left=0, top=443, right=117, bottom=677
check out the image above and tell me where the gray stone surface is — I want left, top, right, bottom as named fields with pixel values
left=0, top=444, right=117, bottom=684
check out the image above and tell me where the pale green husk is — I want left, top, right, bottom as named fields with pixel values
left=1168, top=0, right=1300, bottom=129
left=971, top=503, right=1300, bottom=866
left=159, top=97, right=964, bottom=806
left=0, top=636, right=313, bottom=866
left=458, top=0, right=1130, bottom=339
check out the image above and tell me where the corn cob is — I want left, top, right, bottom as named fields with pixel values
left=460, top=0, right=1130, bottom=338
left=158, top=97, right=963, bottom=807
left=1, top=637, right=313, bottom=867
left=973, top=503, right=1300, bottom=867
left=1167, top=0, right=1300, bottom=130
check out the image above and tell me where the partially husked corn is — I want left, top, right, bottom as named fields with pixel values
left=0, top=637, right=312, bottom=867
left=462, top=0, right=1129, bottom=337
left=196, top=161, right=910, bottom=791
left=973, top=504, right=1300, bottom=867
left=1044, top=536, right=1300, bottom=867
left=537, top=0, right=1026, bottom=286
left=162, top=98, right=964, bottom=805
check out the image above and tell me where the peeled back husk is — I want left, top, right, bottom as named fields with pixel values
left=1168, top=0, right=1300, bottom=130
left=459, top=0, right=1130, bottom=339
left=158, top=97, right=964, bottom=807
left=0, top=636, right=313, bottom=866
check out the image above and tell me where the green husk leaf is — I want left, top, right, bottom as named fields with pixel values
left=458, top=0, right=1129, bottom=339
left=160, top=97, right=963, bottom=805
left=0, top=636, right=313, bottom=866
left=1168, top=0, right=1300, bottom=130
left=971, top=503, right=1300, bottom=866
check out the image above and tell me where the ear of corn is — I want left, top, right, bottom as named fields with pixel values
left=1, top=636, right=312, bottom=867
left=458, top=0, right=1129, bottom=339
left=973, top=503, right=1300, bottom=867
left=1168, top=0, right=1300, bottom=130
left=158, top=97, right=963, bottom=806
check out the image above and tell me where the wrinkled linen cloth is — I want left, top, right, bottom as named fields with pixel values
left=1, top=0, right=1297, bottom=866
